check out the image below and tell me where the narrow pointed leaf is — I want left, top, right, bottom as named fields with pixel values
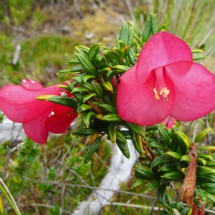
left=116, top=131, right=130, bottom=158
left=45, top=96, right=77, bottom=108
left=174, top=131, right=190, bottom=148
left=72, top=87, right=89, bottom=93
left=102, top=114, right=121, bottom=122
left=99, top=104, right=117, bottom=113
left=72, top=128, right=96, bottom=136
left=80, top=104, right=92, bottom=111
left=83, top=75, right=96, bottom=83
left=84, top=137, right=102, bottom=163
left=129, top=130, right=144, bottom=154
left=135, top=166, right=156, bottom=180
left=126, top=122, right=145, bottom=137
left=57, top=65, right=84, bottom=74
left=148, top=180, right=160, bottom=192
left=142, top=15, right=151, bottom=42
left=89, top=43, right=100, bottom=62
left=166, top=151, right=182, bottom=160
left=76, top=53, right=97, bottom=75
left=83, top=93, right=96, bottom=103
left=83, top=112, right=95, bottom=127
left=102, top=81, right=113, bottom=93
left=194, top=127, right=212, bottom=143
left=107, top=123, right=117, bottom=143
left=119, top=22, right=134, bottom=46
left=151, top=156, right=169, bottom=169
left=151, top=13, right=158, bottom=34
left=113, top=65, right=130, bottom=72
left=162, top=172, right=184, bottom=181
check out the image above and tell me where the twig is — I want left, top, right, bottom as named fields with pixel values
left=56, top=160, right=120, bottom=215
left=30, top=203, right=71, bottom=214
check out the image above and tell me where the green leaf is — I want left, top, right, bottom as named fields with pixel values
left=0, top=178, right=21, bottom=215
left=205, top=192, right=215, bottom=203
left=103, top=50, right=121, bottom=62
left=129, top=130, right=144, bottom=154
left=83, top=112, right=95, bottom=127
left=102, top=81, right=113, bottom=93
left=76, top=53, right=97, bottom=75
left=142, top=15, right=151, bottom=42
left=44, top=96, right=77, bottom=108
left=174, top=131, right=190, bottom=148
left=119, top=22, right=134, bottom=46
left=72, top=128, right=96, bottom=136
left=200, top=183, right=215, bottom=194
left=204, top=160, right=215, bottom=167
left=99, top=104, right=117, bottom=113
left=128, top=49, right=137, bottom=64
left=102, top=114, right=121, bottom=122
left=132, top=178, right=144, bottom=189
left=162, top=172, right=184, bottom=181
left=91, top=81, right=103, bottom=97
left=113, top=65, right=130, bottom=72
left=197, top=146, right=215, bottom=151
left=197, top=166, right=215, bottom=176
left=68, top=58, right=79, bottom=64
left=148, top=141, right=167, bottom=151
left=194, top=127, right=212, bottom=143
left=83, top=83, right=94, bottom=91
left=197, top=175, right=215, bottom=184
left=151, top=13, right=158, bottom=34
left=166, top=151, right=182, bottom=160
left=198, top=154, right=213, bottom=161
left=159, top=164, right=176, bottom=173
left=157, top=184, right=166, bottom=203
left=150, top=156, right=169, bottom=169
left=72, top=87, right=89, bottom=93
left=148, top=180, right=159, bottom=192
left=57, top=65, right=84, bottom=74
left=116, top=131, right=130, bottom=158
left=135, top=166, right=156, bottom=180
left=193, top=53, right=206, bottom=61
left=157, top=124, right=171, bottom=145
left=84, top=137, right=102, bottom=163
left=197, top=158, right=207, bottom=166
left=80, top=104, right=92, bottom=111
left=89, top=43, right=100, bottom=62
left=107, top=123, right=117, bottom=143
left=83, top=75, right=96, bottom=83
left=125, top=122, right=145, bottom=137
left=180, top=155, right=190, bottom=162
left=83, top=93, right=96, bottom=103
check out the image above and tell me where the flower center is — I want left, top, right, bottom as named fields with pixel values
left=153, top=67, right=170, bottom=101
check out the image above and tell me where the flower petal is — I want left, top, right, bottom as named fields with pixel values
left=21, top=79, right=43, bottom=90
left=117, top=65, right=175, bottom=126
left=0, top=83, right=63, bottom=122
left=165, top=61, right=215, bottom=120
left=136, top=31, right=193, bottom=82
left=23, top=111, right=50, bottom=144
left=46, top=105, right=77, bottom=133
left=162, top=117, right=175, bottom=129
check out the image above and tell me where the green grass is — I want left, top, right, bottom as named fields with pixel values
left=0, top=35, right=80, bottom=87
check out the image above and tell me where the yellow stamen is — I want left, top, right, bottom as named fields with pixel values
left=153, top=88, right=160, bottom=100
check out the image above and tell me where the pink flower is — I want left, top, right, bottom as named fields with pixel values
left=117, top=32, right=215, bottom=126
left=0, top=79, right=77, bottom=144
left=162, top=117, right=175, bottom=129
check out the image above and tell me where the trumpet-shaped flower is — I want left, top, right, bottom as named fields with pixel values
left=0, top=79, right=77, bottom=144
left=117, top=32, right=215, bottom=126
